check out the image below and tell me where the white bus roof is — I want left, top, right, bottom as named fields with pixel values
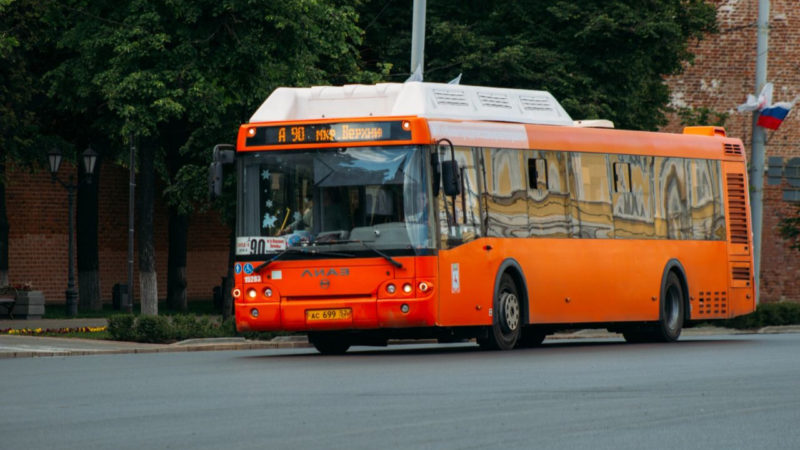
left=249, top=82, right=574, bottom=127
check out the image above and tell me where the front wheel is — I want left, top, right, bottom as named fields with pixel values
left=478, top=274, right=521, bottom=350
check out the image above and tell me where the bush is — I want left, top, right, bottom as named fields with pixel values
left=106, top=314, right=260, bottom=343
left=108, top=314, right=137, bottom=341
left=719, top=302, right=800, bottom=329
left=135, top=315, right=172, bottom=343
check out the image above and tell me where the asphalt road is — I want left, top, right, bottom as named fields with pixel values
left=2, top=333, right=799, bottom=449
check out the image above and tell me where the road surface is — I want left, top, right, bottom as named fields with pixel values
left=2, top=333, right=799, bottom=449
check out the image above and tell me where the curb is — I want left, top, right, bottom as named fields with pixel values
left=1, top=326, right=798, bottom=359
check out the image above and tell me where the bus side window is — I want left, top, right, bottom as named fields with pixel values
left=438, top=146, right=482, bottom=247
left=655, top=157, right=691, bottom=239
left=611, top=155, right=655, bottom=239
left=569, top=152, right=613, bottom=239
left=528, top=151, right=570, bottom=238
left=484, top=148, right=528, bottom=238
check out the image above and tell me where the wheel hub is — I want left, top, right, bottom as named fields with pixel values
left=501, top=292, right=520, bottom=332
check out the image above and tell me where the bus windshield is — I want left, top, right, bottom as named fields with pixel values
left=237, top=145, right=433, bottom=257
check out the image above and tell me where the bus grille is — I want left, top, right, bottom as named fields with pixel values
left=697, top=291, right=728, bottom=316
left=726, top=173, right=749, bottom=244
left=732, top=266, right=751, bottom=281
left=724, top=143, right=743, bottom=156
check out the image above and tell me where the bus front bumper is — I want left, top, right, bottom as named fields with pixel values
left=235, top=296, right=436, bottom=332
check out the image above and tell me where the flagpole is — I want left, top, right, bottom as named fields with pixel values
left=749, top=0, right=769, bottom=304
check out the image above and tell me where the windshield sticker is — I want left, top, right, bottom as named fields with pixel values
left=236, top=236, right=288, bottom=255
left=243, top=263, right=254, bottom=274
left=235, top=264, right=242, bottom=274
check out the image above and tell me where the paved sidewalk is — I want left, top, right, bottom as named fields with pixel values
left=1, top=319, right=799, bottom=359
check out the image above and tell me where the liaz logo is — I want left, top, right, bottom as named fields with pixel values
left=301, top=268, right=350, bottom=277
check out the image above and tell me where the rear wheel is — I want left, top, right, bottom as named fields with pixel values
left=308, top=332, right=351, bottom=355
left=478, top=274, right=521, bottom=350
left=653, top=271, right=684, bottom=342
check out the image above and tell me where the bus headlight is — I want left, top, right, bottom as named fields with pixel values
left=386, top=284, right=396, bottom=294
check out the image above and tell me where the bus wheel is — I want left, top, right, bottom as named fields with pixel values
left=308, top=332, right=351, bottom=355
left=479, top=274, right=521, bottom=350
left=654, top=271, right=684, bottom=342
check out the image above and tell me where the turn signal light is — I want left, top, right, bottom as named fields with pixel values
left=232, top=288, right=241, bottom=298
left=418, top=282, right=430, bottom=292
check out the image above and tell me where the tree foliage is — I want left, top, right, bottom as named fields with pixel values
left=357, top=0, right=717, bottom=130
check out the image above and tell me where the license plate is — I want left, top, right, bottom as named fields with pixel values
left=305, top=308, right=352, bottom=322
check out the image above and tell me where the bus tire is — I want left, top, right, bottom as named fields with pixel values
left=479, top=274, right=521, bottom=350
left=308, top=332, right=351, bottom=355
left=653, top=271, right=685, bottom=342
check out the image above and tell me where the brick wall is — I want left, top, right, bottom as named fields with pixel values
left=664, top=0, right=800, bottom=302
left=5, top=161, right=230, bottom=304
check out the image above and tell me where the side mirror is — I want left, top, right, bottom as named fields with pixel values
left=441, top=160, right=461, bottom=196
left=209, top=144, right=235, bottom=199
left=213, top=144, right=235, bottom=164
left=209, top=162, right=223, bottom=199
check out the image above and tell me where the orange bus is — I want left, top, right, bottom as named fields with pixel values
left=215, top=82, right=756, bottom=354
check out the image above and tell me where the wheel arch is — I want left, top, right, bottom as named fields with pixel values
left=494, top=258, right=530, bottom=326
left=661, top=258, right=690, bottom=322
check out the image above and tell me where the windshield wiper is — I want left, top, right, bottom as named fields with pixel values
left=311, top=240, right=403, bottom=268
left=253, top=248, right=355, bottom=273
left=360, top=241, right=403, bottom=268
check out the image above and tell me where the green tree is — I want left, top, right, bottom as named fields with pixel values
left=45, top=0, right=375, bottom=314
left=358, top=0, right=717, bottom=131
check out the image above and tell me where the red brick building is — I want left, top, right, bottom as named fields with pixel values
left=4, top=0, right=798, bottom=306
left=4, top=162, right=230, bottom=304
left=664, top=0, right=799, bottom=302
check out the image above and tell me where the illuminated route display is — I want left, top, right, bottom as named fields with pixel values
left=244, top=121, right=412, bottom=147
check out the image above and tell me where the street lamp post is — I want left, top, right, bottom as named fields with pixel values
left=48, top=147, right=98, bottom=316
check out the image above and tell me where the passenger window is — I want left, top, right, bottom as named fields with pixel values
left=528, top=151, right=571, bottom=237
left=438, top=146, right=482, bottom=247
left=611, top=155, right=655, bottom=239
left=483, top=148, right=528, bottom=237
left=569, top=153, right=613, bottom=238
left=654, top=157, right=691, bottom=239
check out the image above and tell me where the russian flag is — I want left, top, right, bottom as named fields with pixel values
left=757, top=101, right=793, bottom=130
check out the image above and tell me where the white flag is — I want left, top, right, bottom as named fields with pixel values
left=738, top=82, right=773, bottom=112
